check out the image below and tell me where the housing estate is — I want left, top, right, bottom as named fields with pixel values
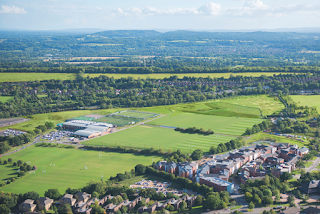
left=58, top=191, right=195, bottom=214
left=155, top=142, right=307, bottom=193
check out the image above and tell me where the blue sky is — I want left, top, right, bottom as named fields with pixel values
left=0, top=0, right=319, bottom=30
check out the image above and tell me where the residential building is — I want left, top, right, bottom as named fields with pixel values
left=59, top=194, right=76, bottom=206
left=36, top=197, right=53, bottom=211
left=19, top=199, right=37, bottom=213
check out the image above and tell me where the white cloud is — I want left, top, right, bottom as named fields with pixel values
left=198, top=2, right=221, bottom=15
left=0, top=5, right=26, bottom=14
left=226, top=0, right=320, bottom=17
left=112, top=2, right=221, bottom=16
left=244, top=0, right=268, bottom=9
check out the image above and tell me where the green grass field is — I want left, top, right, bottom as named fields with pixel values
left=0, top=72, right=293, bottom=83
left=115, top=111, right=157, bottom=119
left=82, top=126, right=236, bottom=153
left=0, top=109, right=125, bottom=131
left=94, top=116, right=141, bottom=126
left=167, top=101, right=261, bottom=118
left=218, top=95, right=284, bottom=116
left=0, top=96, right=14, bottom=103
left=85, top=72, right=293, bottom=80
left=0, top=73, right=76, bottom=82
left=0, top=146, right=160, bottom=196
left=140, top=95, right=283, bottom=118
left=146, top=112, right=263, bottom=136
left=245, top=133, right=309, bottom=148
left=291, top=95, right=320, bottom=112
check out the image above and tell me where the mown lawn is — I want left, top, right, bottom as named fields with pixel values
left=82, top=126, right=236, bottom=153
left=0, top=146, right=160, bottom=196
left=146, top=112, right=263, bottom=136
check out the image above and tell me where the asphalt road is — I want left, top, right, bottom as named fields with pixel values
left=0, top=136, right=40, bottom=156
left=306, top=154, right=320, bottom=173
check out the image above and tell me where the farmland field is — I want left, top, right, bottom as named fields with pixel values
left=0, top=72, right=293, bottom=82
left=146, top=112, right=263, bottom=135
left=86, top=72, right=293, bottom=80
left=0, top=96, right=14, bottom=103
left=0, top=73, right=76, bottom=82
left=290, top=95, right=320, bottom=112
left=82, top=125, right=236, bottom=153
left=0, top=146, right=160, bottom=196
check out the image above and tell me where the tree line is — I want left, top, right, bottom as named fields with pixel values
left=175, top=127, right=214, bottom=135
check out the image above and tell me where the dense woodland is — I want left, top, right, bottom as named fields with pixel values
left=0, top=30, right=320, bottom=68
left=0, top=73, right=319, bottom=119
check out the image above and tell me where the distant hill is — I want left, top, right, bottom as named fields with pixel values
left=93, top=30, right=162, bottom=38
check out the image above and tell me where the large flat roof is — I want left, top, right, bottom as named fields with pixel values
left=201, top=177, right=233, bottom=187
left=63, top=120, right=113, bottom=128
left=74, top=129, right=100, bottom=137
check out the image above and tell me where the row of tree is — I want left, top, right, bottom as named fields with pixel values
left=175, top=127, right=214, bottom=135
left=244, top=120, right=271, bottom=135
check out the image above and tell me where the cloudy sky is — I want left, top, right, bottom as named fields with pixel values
left=0, top=0, right=319, bottom=31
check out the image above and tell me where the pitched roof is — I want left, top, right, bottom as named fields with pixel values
left=280, top=207, right=300, bottom=214
left=302, top=206, right=320, bottom=214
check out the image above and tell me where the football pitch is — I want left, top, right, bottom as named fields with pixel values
left=0, top=146, right=160, bottom=196
left=115, top=110, right=158, bottom=119
left=83, top=125, right=236, bottom=153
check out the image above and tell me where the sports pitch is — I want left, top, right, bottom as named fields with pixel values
left=146, top=112, right=263, bottom=136
left=290, top=95, right=320, bottom=112
left=0, top=146, right=160, bottom=196
left=115, top=110, right=158, bottom=119
left=83, top=125, right=236, bottom=153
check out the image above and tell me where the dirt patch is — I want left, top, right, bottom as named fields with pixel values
left=0, top=118, right=30, bottom=128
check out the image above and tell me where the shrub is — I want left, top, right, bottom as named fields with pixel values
left=7, top=158, right=12, bottom=163
left=3, top=160, right=7, bottom=164
left=18, top=171, right=25, bottom=177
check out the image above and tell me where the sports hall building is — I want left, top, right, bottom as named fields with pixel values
left=62, top=120, right=113, bottom=138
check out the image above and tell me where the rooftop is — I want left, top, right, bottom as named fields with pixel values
left=201, top=177, right=233, bottom=187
